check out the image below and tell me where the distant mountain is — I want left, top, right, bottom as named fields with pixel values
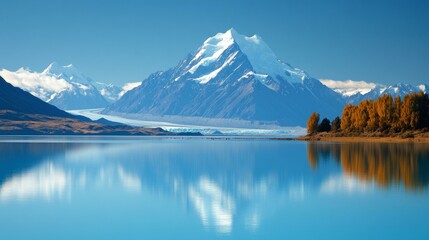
left=0, top=76, right=173, bottom=135
left=93, top=81, right=142, bottom=103
left=93, top=82, right=123, bottom=103
left=0, top=63, right=108, bottom=110
left=104, top=29, right=344, bottom=126
left=321, top=79, right=428, bottom=104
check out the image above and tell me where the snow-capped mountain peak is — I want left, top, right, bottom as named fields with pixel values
left=182, top=28, right=308, bottom=86
left=228, top=29, right=305, bottom=84
left=43, top=62, right=92, bottom=85
left=187, top=29, right=236, bottom=76
left=104, top=29, right=344, bottom=126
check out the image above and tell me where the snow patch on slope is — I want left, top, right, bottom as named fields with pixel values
left=231, top=29, right=304, bottom=83
left=237, top=71, right=278, bottom=90
left=94, top=81, right=142, bottom=102
left=119, top=82, right=142, bottom=97
left=188, top=31, right=235, bottom=75
left=94, top=82, right=122, bottom=102
left=193, top=51, right=239, bottom=84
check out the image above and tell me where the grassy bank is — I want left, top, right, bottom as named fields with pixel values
left=297, top=130, right=429, bottom=143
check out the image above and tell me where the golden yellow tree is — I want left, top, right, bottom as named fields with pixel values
left=401, top=94, right=414, bottom=130
left=354, top=100, right=371, bottom=132
left=336, top=92, right=428, bottom=133
left=366, top=100, right=378, bottom=131
left=341, top=104, right=354, bottom=132
left=376, top=94, right=393, bottom=131
left=307, top=112, right=320, bottom=134
left=392, top=96, right=402, bottom=131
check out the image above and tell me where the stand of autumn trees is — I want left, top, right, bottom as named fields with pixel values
left=307, top=92, right=429, bottom=134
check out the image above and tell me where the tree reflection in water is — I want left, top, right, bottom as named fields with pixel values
left=307, top=142, right=429, bottom=190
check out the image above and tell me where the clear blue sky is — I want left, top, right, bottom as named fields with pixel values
left=1, top=0, right=428, bottom=86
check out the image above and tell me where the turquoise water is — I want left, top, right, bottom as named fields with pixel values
left=0, top=137, right=428, bottom=239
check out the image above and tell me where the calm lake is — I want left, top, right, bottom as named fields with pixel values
left=0, top=136, right=428, bottom=239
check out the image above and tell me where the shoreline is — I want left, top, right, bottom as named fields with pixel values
left=0, top=133, right=428, bottom=143
left=295, top=133, right=429, bottom=143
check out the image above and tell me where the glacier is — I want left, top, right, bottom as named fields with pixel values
left=69, top=109, right=306, bottom=136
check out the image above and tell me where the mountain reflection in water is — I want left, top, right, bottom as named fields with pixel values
left=0, top=138, right=428, bottom=239
left=308, top=142, right=429, bottom=190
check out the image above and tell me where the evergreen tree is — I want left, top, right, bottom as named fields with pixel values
left=423, top=93, right=429, bottom=128
left=414, top=91, right=428, bottom=129
left=317, top=118, right=331, bottom=132
left=331, top=116, right=341, bottom=131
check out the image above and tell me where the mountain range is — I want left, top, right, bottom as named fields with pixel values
left=0, top=63, right=141, bottom=110
left=103, top=29, right=345, bottom=126
left=0, top=63, right=108, bottom=110
left=1, top=29, right=427, bottom=128
left=321, top=79, right=428, bottom=105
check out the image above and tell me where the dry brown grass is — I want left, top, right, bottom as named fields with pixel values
left=0, top=111, right=170, bottom=135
